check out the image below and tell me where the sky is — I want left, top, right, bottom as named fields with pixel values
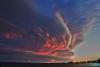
left=0, top=0, right=100, bottom=62
left=75, top=24, right=100, bottom=55
left=34, top=0, right=100, bottom=60
left=74, top=23, right=100, bottom=61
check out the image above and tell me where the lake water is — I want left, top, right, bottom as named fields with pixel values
left=72, top=63, right=100, bottom=66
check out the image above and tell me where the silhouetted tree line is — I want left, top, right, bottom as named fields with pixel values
left=68, top=58, right=100, bottom=64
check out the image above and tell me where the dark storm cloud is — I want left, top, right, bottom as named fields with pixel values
left=0, top=48, right=70, bottom=63
left=0, top=0, right=66, bottom=50
left=0, top=0, right=65, bottom=33
left=0, top=0, right=100, bottom=62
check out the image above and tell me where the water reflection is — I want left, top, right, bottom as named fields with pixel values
left=75, top=63, right=100, bottom=66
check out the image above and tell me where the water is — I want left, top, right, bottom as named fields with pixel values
left=72, top=63, right=100, bottom=66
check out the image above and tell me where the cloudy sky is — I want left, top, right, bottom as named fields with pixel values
left=0, top=0, right=100, bottom=62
